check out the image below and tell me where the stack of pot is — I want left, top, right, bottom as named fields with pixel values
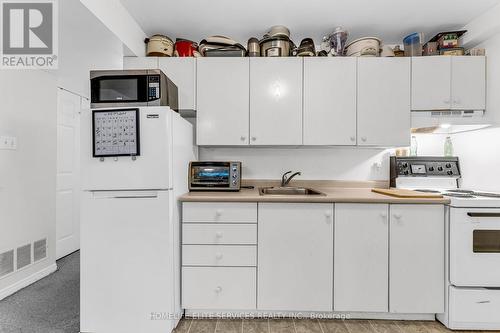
left=258, top=26, right=295, bottom=57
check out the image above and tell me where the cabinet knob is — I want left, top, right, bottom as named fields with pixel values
left=444, top=99, right=451, bottom=104
left=215, top=209, right=222, bottom=217
left=393, top=214, right=402, bottom=220
left=325, top=211, right=332, bottom=218
left=251, top=136, right=257, bottom=141
left=215, top=253, right=223, bottom=260
left=361, top=137, right=367, bottom=142
left=215, top=231, right=223, bottom=238
left=214, top=286, right=222, bottom=293
left=350, top=136, right=356, bottom=142
left=380, top=213, right=387, bottom=219
left=240, top=136, right=246, bottom=141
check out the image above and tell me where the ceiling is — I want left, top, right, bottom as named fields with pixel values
left=120, top=0, right=500, bottom=46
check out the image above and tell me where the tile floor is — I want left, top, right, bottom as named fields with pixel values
left=174, top=318, right=498, bottom=333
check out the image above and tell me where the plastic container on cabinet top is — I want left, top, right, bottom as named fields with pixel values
left=403, top=33, right=423, bottom=57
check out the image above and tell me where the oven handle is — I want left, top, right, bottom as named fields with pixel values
left=467, top=212, right=500, bottom=218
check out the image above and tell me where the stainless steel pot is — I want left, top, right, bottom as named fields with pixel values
left=247, top=37, right=260, bottom=57
left=145, top=34, right=174, bottom=57
left=259, top=36, right=294, bottom=57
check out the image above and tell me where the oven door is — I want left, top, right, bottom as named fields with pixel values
left=91, top=75, right=149, bottom=106
left=450, top=207, right=500, bottom=287
left=189, top=162, right=231, bottom=189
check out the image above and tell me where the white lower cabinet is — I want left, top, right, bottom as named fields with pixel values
left=182, top=267, right=256, bottom=310
left=334, top=203, right=389, bottom=312
left=257, top=203, right=334, bottom=311
left=389, top=204, right=445, bottom=313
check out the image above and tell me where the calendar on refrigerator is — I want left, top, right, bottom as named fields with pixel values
left=92, top=108, right=140, bottom=157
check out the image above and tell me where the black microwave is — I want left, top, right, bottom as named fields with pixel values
left=90, top=69, right=178, bottom=110
left=189, top=161, right=242, bottom=191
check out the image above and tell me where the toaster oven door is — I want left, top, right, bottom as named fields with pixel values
left=190, top=163, right=231, bottom=189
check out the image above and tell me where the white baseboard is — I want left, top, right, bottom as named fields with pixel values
left=185, top=309, right=435, bottom=321
left=0, top=263, right=58, bottom=301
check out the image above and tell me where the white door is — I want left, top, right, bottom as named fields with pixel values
left=56, top=89, right=82, bottom=259
left=303, top=57, right=357, bottom=145
left=357, top=57, right=411, bottom=147
left=389, top=204, right=445, bottom=313
left=451, top=56, right=486, bottom=110
left=80, top=190, right=176, bottom=333
left=123, top=56, right=159, bottom=69
left=334, top=203, right=389, bottom=312
left=411, top=56, right=452, bottom=110
left=158, top=58, right=196, bottom=111
left=197, top=58, right=249, bottom=145
left=250, top=58, right=303, bottom=145
left=258, top=203, right=333, bottom=311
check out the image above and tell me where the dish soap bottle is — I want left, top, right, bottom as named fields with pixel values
left=444, top=136, right=454, bottom=156
left=410, top=136, right=418, bottom=156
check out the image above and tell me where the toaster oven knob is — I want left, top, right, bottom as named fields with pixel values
left=447, top=170, right=453, bottom=175
left=438, top=166, right=443, bottom=171
left=446, top=163, right=452, bottom=168
left=232, top=180, right=237, bottom=185
left=428, top=167, right=434, bottom=171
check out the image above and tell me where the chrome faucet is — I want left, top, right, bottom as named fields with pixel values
left=281, top=170, right=302, bottom=187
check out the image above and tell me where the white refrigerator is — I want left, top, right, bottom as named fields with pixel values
left=80, top=106, right=196, bottom=333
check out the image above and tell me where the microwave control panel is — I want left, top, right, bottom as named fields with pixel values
left=92, top=108, right=140, bottom=157
left=148, top=75, right=160, bottom=101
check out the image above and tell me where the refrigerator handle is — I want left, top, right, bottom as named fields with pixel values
left=92, top=191, right=159, bottom=199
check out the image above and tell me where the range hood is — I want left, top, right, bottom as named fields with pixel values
left=411, top=110, right=491, bottom=134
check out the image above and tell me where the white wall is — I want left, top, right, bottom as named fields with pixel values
left=200, top=147, right=390, bottom=181
left=0, top=70, right=57, bottom=296
left=59, top=0, right=124, bottom=98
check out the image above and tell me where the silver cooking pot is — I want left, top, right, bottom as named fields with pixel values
left=259, top=36, right=295, bottom=57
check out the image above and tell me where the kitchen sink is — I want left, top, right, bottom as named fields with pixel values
left=259, top=186, right=325, bottom=196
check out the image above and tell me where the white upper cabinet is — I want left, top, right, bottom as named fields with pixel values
left=411, top=56, right=452, bottom=110
left=303, top=58, right=357, bottom=145
left=357, top=57, right=411, bottom=147
left=412, top=56, right=486, bottom=111
left=123, top=56, right=158, bottom=69
left=258, top=203, right=333, bottom=311
left=334, top=204, right=389, bottom=312
left=451, top=56, right=486, bottom=110
left=158, top=58, right=196, bottom=111
left=389, top=204, right=445, bottom=314
left=250, top=58, right=303, bottom=145
left=196, top=58, right=249, bottom=146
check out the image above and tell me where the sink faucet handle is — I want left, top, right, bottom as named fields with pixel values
left=281, top=171, right=293, bottom=186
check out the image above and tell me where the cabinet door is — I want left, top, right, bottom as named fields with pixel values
left=250, top=58, right=303, bottom=145
left=334, top=204, right=389, bottom=312
left=357, top=58, right=411, bottom=147
left=451, top=56, right=486, bottom=110
left=304, top=58, right=357, bottom=145
left=123, top=56, right=158, bottom=69
left=258, top=203, right=333, bottom=311
left=159, top=58, right=196, bottom=110
left=411, top=56, right=452, bottom=110
left=389, top=204, right=445, bottom=313
left=197, top=58, right=249, bottom=145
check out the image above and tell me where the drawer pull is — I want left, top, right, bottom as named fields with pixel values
left=214, top=286, right=222, bottom=294
left=467, top=212, right=500, bottom=218
left=215, top=253, right=223, bottom=260
left=215, top=232, right=223, bottom=238
left=215, top=209, right=222, bottom=217
left=476, top=300, right=491, bottom=304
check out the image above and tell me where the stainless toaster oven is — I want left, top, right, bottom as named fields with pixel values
left=189, top=161, right=241, bottom=191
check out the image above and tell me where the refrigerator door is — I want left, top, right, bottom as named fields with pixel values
left=80, top=190, right=179, bottom=333
left=81, top=106, right=173, bottom=191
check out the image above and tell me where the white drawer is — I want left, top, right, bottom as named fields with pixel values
left=182, top=245, right=257, bottom=267
left=182, top=267, right=256, bottom=310
left=182, top=202, right=257, bottom=223
left=448, top=286, right=500, bottom=330
left=182, top=224, right=257, bottom=245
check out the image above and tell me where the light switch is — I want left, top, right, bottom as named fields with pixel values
left=0, top=136, right=17, bottom=150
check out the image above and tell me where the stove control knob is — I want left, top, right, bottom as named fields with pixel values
left=447, top=170, right=453, bottom=175
left=446, top=163, right=452, bottom=168
left=428, top=167, right=434, bottom=172
left=402, top=162, right=408, bottom=168
left=438, top=166, right=443, bottom=171
left=403, top=170, right=409, bottom=175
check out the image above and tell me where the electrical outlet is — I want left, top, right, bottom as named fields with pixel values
left=0, top=136, right=17, bottom=150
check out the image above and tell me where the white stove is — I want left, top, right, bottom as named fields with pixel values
left=391, top=157, right=500, bottom=330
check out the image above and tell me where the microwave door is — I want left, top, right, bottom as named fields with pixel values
left=91, top=75, right=148, bottom=104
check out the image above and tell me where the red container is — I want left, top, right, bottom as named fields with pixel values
left=174, top=39, right=198, bottom=57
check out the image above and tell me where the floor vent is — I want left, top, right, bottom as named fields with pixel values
left=33, top=239, right=47, bottom=262
left=0, top=250, right=15, bottom=278
left=17, top=244, right=32, bottom=270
